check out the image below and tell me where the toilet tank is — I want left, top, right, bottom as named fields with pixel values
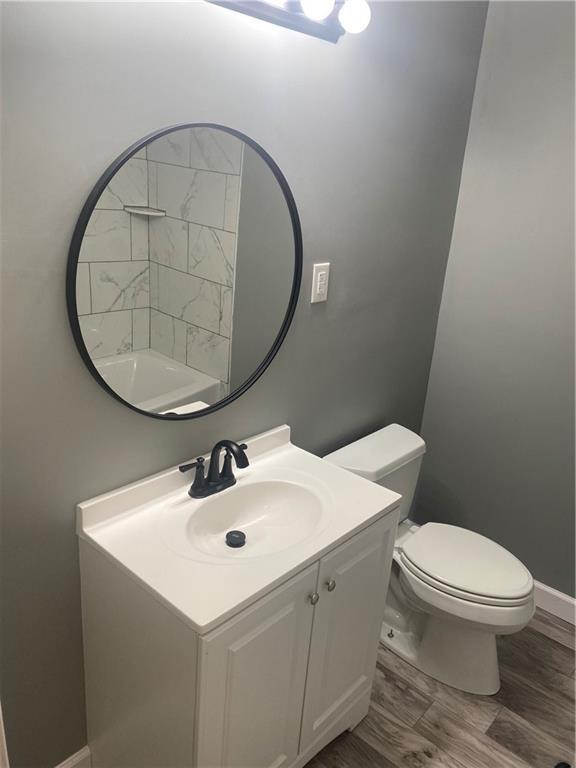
left=324, top=424, right=426, bottom=522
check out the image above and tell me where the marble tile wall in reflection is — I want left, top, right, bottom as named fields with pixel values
left=147, top=127, right=243, bottom=386
left=79, top=154, right=151, bottom=361
left=79, top=311, right=133, bottom=359
left=78, top=128, right=243, bottom=389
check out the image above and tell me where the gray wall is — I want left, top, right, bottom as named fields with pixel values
left=0, top=3, right=486, bottom=765
left=231, top=145, right=294, bottom=390
left=417, top=2, right=574, bottom=595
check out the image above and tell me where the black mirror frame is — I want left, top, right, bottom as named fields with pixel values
left=66, top=123, right=303, bottom=420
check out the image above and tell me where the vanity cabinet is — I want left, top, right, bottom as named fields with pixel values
left=81, top=514, right=397, bottom=768
left=299, top=523, right=390, bottom=753
left=196, top=565, right=317, bottom=767
left=195, top=517, right=394, bottom=768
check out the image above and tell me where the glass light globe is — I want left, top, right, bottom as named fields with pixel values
left=300, top=0, right=336, bottom=22
left=338, top=0, right=371, bottom=33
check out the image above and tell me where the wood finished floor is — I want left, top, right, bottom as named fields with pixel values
left=307, top=609, right=575, bottom=768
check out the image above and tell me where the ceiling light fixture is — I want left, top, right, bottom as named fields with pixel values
left=300, top=0, right=336, bottom=22
left=338, top=0, right=371, bottom=33
left=208, top=0, right=372, bottom=42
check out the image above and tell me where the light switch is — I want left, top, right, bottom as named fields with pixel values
left=311, top=262, right=330, bottom=304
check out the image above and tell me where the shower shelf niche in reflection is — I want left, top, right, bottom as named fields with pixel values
left=123, top=205, right=166, bottom=217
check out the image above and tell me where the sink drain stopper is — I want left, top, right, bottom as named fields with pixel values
left=226, top=530, right=246, bottom=548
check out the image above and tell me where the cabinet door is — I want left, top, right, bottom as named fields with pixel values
left=196, top=565, right=318, bottom=768
left=300, top=515, right=397, bottom=752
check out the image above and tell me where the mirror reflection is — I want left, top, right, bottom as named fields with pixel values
left=74, top=126, right=296, bottom=416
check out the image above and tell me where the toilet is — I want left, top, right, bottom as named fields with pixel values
left=325, top=424, right=534, bottom=695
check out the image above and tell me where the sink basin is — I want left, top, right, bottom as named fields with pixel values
left=187, top=481, right=325, bottom=559
left=160, top=470, right=332, bottom=563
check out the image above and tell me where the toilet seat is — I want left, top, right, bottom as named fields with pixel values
left=399, top=523, right=533, bottom=603
left=396, top=556, right=535, bottom=631
left=398, top=553, right=533, bottom=607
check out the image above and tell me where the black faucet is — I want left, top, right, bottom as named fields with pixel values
left=179, top=440, right=249, bottom=499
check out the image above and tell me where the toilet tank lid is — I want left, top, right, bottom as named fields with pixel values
left=324, top=424, right=426, bottom=481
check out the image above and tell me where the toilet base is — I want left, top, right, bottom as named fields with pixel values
left=381, top=616, right=501, bottom=695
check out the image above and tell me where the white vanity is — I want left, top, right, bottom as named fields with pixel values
left=78, top=426, right=400, bottom=768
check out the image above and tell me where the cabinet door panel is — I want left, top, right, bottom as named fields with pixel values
left=196, top=565, right=318, bottom=768
left=300, top=515, right=397, bottom=752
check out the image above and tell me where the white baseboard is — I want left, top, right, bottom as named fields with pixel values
left=534, top=580, right=576, bottom=625
left=55, top=746, right=91, bottom=768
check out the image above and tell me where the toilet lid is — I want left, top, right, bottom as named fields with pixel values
left=401, top=523, right=533, bottom=600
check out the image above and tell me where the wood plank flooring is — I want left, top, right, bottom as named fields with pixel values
left=306, top=608, right=575, bottom=768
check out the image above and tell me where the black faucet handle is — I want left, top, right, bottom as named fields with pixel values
left=237, top=443, right=249, bottom=469
left=219, top=442, right=249, bottom=481
left=220, top=449, right=235, bottom=480
left=179, top=457, right=205, bottom=473
left=179, top=457, right=207, bottom=498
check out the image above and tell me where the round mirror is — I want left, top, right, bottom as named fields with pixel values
left=67, top=124, right=302, bottom=419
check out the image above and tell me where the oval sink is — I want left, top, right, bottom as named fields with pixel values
left=160, top=476, right=331, bottom=563
left=189, top=481, right=324, bottom=558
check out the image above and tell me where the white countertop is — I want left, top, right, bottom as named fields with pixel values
left=77, top=425, right=401, bottom=635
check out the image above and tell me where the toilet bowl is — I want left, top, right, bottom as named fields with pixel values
left=325, top=424, right=534, bottom=695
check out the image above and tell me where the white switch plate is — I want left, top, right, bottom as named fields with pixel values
left=311, top=262, right=330, bottom=304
